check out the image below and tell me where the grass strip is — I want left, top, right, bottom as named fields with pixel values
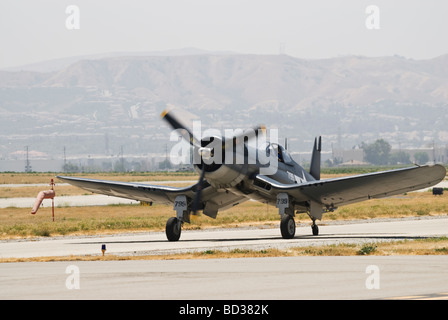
left=1, top=237, right=447, bottom=263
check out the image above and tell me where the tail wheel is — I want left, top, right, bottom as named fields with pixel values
left=280, top=214, right=296, bottom=239
left=166, top=217, right=182, bottom=241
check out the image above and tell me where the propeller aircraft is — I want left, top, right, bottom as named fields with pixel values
left=58, top=110, right=446, bottom=241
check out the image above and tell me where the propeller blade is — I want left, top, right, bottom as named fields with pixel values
left=161, top=109, right=266, bottom=215
left=192, top=166, right=206, bottom=215
left=161, top=109, right=200, bottom=147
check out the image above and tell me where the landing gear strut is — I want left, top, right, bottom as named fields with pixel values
left=165, top=195, right=189, bottom=241
left=277, top=193, right=296, bottom=239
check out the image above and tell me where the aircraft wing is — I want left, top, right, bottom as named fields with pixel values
left=253, top=164, right=446, bottom=209
left=57, top=176, right=199, bottom=204
left=56, top=176, right=247, bottom=218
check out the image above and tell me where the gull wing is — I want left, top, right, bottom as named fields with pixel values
left=56, top=176, right=248, bottom=218
left=57, top=176, right=198, bottom=204
left=253, top=164, right=446, bottom=208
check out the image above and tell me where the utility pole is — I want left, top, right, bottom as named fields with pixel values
left=25, top=146, right=32, bottom=172
left=120, top=145, right=124, bottom=172
left=164, top=143, right=169, bottom=170
left=433, top=140, right=436, bottom=164
left=63, top=146, right=67, bottom=172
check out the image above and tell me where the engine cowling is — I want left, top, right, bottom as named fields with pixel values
left=195, top=136, right=248, bottom=189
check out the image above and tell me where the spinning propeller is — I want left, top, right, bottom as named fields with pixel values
left=161, top=110, right=207, bottom=214
left=161, top=109, right=265, bottom=215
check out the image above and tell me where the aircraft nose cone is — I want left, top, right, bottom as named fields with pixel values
left=199, top=147, right=213, bottom=161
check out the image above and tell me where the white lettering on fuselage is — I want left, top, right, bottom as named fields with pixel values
left=288, top=171, right=307, bottom=184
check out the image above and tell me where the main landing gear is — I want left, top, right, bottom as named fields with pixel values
left=166, top=217, right=182, bottom=241
left=279, top=215, right=320, bottom=239
left=165, top=194, right=322, bottom=241
left=165, top=195, right=189, bottom=241
left=280, top=214, right=296, bottom=239
left=311, top=218, right=319, bottom=236
left=277, top=193, right=320, bottom=239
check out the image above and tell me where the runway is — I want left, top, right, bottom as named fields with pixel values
left=1, top=217, right=448, bottom=300
left=1, top=216, right=448, bottom=259
left=1, top=256, right=448, bottom=300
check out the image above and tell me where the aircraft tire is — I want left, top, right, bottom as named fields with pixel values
left=166, top=217, right=182, bottom=241
left=312, top=224, right=319, bottom=236
left=280, top=214, right=296, bottom=239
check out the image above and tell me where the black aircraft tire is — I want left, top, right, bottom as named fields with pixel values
left=166, top=217, right=182, bottom=241
left=280, top=214, right=296, bottom=239
left=312, top=224, right=319, bottom=236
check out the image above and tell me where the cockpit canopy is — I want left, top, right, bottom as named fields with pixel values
left=265, top=143, right=293, bottom=164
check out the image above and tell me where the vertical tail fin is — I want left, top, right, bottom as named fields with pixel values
left=310, top=136, right=321, bottom=180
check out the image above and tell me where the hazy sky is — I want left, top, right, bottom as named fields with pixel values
left=1, top=0, right=448, bottom=69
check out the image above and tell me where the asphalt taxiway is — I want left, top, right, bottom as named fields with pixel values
left=1, top=217, right=448, bottom=300
left=1, top=256, right=448, bottom=300
left=1, top=216, right=447, bottom=259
